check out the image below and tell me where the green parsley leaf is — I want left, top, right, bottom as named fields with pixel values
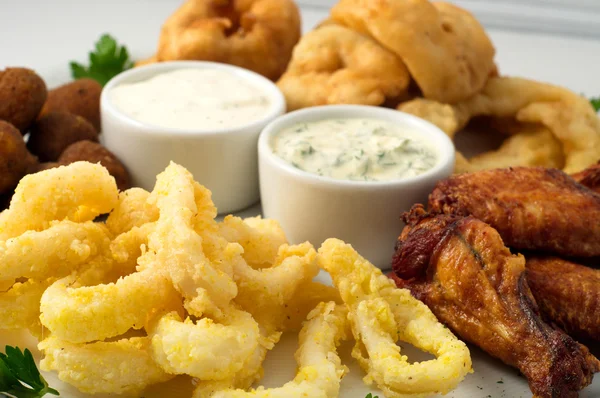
left=70, top=34, right=133, bottom=86
left=591, top=97, right=600, bottom=112
left=0, top=346, right=59, bottom=397
left=365, top=394, right=379, bottom=398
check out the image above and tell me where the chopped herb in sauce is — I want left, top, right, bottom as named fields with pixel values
left=272, top=118, right=438, bottom=182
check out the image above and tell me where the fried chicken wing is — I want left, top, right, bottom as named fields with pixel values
left=572, top=160, right=600, bottom=194
left=428, top=167, right=600, bottom=257
left=526, top=256, right=600, bottom=342
left=391, top=205, right=600, bottom=398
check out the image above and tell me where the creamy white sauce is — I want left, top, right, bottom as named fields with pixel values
left=272, top=118, right=438, bottom=182
left=110, top=68, right=272, bottom=130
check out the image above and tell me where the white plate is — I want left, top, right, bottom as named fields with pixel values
left=1, top=1, right=599, bottom=397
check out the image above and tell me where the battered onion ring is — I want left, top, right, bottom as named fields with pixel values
left=0, top=220, right=111, bottom=283
left=399, top=77, right=600, bottom=174
left=330, top=0, right=495, bottom=103
left=209, top=302, right=348, bottom=398
left=144, top=162, right=237, bottom=318
left=148, top=307, right=260, bottom=380
left=106, top=187, right=158, bottom=236
left=40, top=269, right=181, bottom=344
left=276, top=24, right=410, bottom=111
left=317, top=238, right=472, bottom=397
left=146, top=0, right=301, bottom=81
left=0, top=162, right=118, bottom=240
left=38, top=336, right=173, bottom=396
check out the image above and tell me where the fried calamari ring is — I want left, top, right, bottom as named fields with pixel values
left=209, top=302, right=349, bottom=398
left=143, top=162, right=238, bottom=318
left=0, top=161, right=118, bottom=240
left=106, top=187, right=158, bottom=236
left=38, top=336, right=173, bottom=396
left=317, top=238, right=472, bottom=397
left=276, top=24, right=410, bottom=111
left=148, top=307, right=260, bottom=380
left=399, top=77, right=600, bottom=174
left=0, top=220, right=111, bottom=284
left=40, top=269, right=181, bottom=344
left=0, top=278, right=54, bottom=334
left=218, top=215, right=287, bottom=269
left=146, top=0, right=301, bottom=81
left=330, top=0, right=495, bottom=103
left=231, top=241, right=320, bottom=331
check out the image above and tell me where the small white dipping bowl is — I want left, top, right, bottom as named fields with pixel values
left=101, top=61, right=285, bottom=214
left=258, top=105, right=455, bottom=269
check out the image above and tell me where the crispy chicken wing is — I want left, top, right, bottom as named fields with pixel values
left=572, top=160, right=600, bottom=194
left=428, top=167, right=600, bottom=257
left=526, top=256, right=600, bottom=342
left=391, top=205, right=600, bottom=398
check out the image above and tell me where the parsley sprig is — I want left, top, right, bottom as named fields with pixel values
left=365, top=394, right=379, bottom=398
left=70, top=34, right=133, bottom=86
left=0, top=346, right=59, bottom=398
left=591, top=97, right=600, bottom=112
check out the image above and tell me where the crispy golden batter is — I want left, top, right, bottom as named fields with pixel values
left=277, top=24, right=410, bottom=111
left=428, top=167, right=600, bottom=257
left=526, top=257, right=600, bottom=342
left=572, top=160, right=600, bottom=194
left=399, top=77, right=600, bottom=173
left=330, top=0, right=496, bottom=103
left=392, top=206, right=600, bottom=398
left=144, top=0, right=301, bottom=81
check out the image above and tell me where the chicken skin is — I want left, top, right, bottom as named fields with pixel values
left=572, top=160, right=600, bottom=194
left=428, top=167, right=600, bottom=257
left=526, top=256, right=600, bottom=342
left=391, top=205, right=600, bottom=398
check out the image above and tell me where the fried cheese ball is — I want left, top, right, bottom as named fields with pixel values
left=28, top=111, right=98, bottom=162
left=40, top=78, right=102, bottom=130
left=58, top=140, right=130, bottom=191
left=142, top=0, right=301, bottom=81
left=0, top=120, right=38, bottom=194
left=0, top=67, right=47, bottom=132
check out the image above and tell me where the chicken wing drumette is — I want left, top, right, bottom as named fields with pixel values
left=526, top=256, right=600, bottom=343
left=391, top=205, right=600, bottom=398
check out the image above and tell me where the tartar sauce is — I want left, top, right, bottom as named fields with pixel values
left=272, top=118, right=438, bottom=181
left=110, top=68, right=272, bottom=130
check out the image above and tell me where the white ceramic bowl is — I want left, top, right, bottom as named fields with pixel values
left=101, top=61, right=285, bottom=214
left=258, top=105, right=455, bottom=269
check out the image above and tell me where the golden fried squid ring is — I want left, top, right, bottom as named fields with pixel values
left=330, top=0, right=495, bottom=103
left=218, top=215, right=287, bottom=269
left=38, top=336, right=173, bottom=396
left=208, top=302, right=348, bottom=398
left=231, top=241, right=320, bottom=330
left=281, top=281, right=342, bottom=332
left=399, top=77, right=600, bottom=173
left=106, top=187, right=158, bottom=236
left=0, top=220, right=111, bottom=283
left=0, top=162, right=118, bottom=240
left=144, top=0, right=301, bottom=81
left=317, top=238, right=472, bottom=397
left=276, top=24, right=411, bottom=111
left=39, top=269, right=181, bottom=343
left=0, top=278, right=54, bottom=334
left=144, top=162, right=237, bottom=318
left=148, top=308, right=260, bottom=380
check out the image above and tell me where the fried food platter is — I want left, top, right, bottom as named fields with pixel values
left=0, top=0, right=600, bottom=398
